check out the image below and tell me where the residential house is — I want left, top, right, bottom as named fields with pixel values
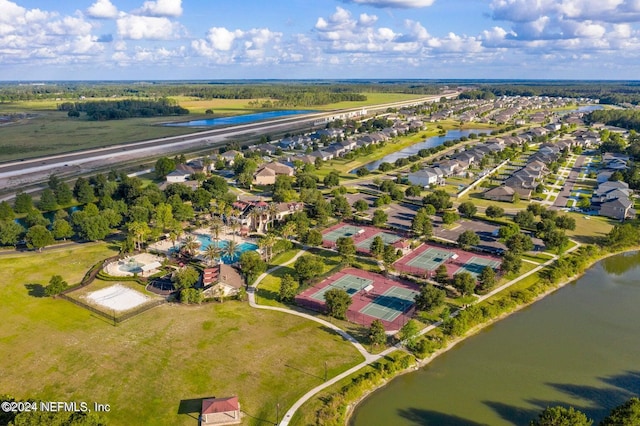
left=220, top=150, right=243, bottom=166
left=165, top=164, right=196, bottom=183
left=436, top=159, right=461, bottom=177
left=201, top=396, right=241, bottom=426
left=408, top=170, right=439, bottom=187
left=599, top=197, right=635, bottom=221
left=206, top=264, right=245, bottom=297
left=483, top=186, right=517, bottom=202
left=252, top=162, right=295, bottom=185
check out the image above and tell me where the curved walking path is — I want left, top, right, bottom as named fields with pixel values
left=263, top=241, right=580, bottom=425
left=247, top=248, right=373, bottom=361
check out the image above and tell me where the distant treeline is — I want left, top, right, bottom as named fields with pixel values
left=57, top=98, right=189, bottom=120
left=479, top=82, right=640, bottom=105
left=586, top=109, right=640, bottom=132
left=0, top=81, right=440, bottom=105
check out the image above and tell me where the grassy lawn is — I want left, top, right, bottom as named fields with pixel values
left=566, top=213, right=614, bottom=244
left=0, top=110, right=196, bottom=162
left=0, top=243, right=363, bottom=425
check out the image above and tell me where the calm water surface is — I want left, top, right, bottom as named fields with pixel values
left=361, top=129, right=488, bottom=171
left=165, top=110, right=316, bottom=127
left=351, top=251, right=640, bottom=426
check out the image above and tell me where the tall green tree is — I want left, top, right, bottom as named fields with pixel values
left=369, top=319, right=387, bottom=347
left=457, top=230, right=480, bottom=249
left=601, top=397, right=640, bottom=426
left=458, top=201, right=477, bottom=218
left=155, top=156, right=176, bottom=179
left=172, top=266, right=199, bottom=290
left=294, top=255, right=324, bottom=285
left=54, top=181, right=73, bottom=206
left=25, top=225, right=54, bottom=251
left=74, top=177, right=95, bottom=204
left=13, top=192, right=33, bottom=214
left=278, top=274, right=299, bottom=303
left=369, top=235, right=385, bottom=258
left=372, top=209, right=388, bottom=226
left=452, top=272, right=476, bottom=296
left=0, top=201, right=15, bottom=221
left=478, top=266, right=497, bottom=292
left=52, top=219, right=74, bottom=241
left=44, top=275, right=68, bottom=296
left=37, top=188, right=58, bottom=212
left=412, top=208, right=433, bottom=237
left=414, top=284, right=446, bottom=311
left=530, top=406, right=592, bottom=426
left=324, top=288, right=352, bottom=319
left=336, top=236, right=357, bottom=264
left=239, top=250, right=266, bottom=284
left=0, top=221, right=24, bottom=247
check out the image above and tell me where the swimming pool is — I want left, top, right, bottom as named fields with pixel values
left=118, top=261, right=144, bottom=273
left=195, top=235, right=259, bottom=264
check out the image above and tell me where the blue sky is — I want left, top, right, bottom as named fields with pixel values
left=1, top=0, right=640, bottom=80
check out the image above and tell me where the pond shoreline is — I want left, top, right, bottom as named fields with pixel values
left=342, top=247, right=638, bottom=426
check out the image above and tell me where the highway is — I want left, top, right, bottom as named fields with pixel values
left=0, top=92, right=457, bottom=197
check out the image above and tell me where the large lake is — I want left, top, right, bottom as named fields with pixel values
left=360, top=129, right=489, bottom=171
left=165, top=110, right=316, bottom=127
left=351, top=251, right=640, bottom=426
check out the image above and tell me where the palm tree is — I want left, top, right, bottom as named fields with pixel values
left=182, top=235, right=200, bottom=257
left=267, top=202, right=279, bottom=231
left=203, top=244, right=221, bottom=266
left=223, top=239, right=239, bottom=263
left=262, top=233, right=278, bottom=262
left=249, top=208, right=262, bottom=233
left=127, top=221, right=150, bottom=251
left=210, top=218, right=223, bottom=244
left=280, top=221, right=296, bottom=241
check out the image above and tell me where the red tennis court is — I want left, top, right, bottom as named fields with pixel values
left=394, top=243, right=502, bottom=280
left=296, top=267, right=420, bottom=330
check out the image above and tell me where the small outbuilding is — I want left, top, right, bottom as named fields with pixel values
left=201, top=396, right=241, bottom=426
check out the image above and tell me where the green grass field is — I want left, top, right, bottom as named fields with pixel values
left=0, top=92, right=428, bottom=162
left=0, top=110, right=196, bottom=162
left=0, top=244, right=363, bottom=425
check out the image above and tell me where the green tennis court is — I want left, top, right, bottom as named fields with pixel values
left=360, top=286, right=418, bottom=322
left=406, top=247, right=455, bottom=271
left=457, top=256, right=501, bottom=277
left=356, top=232, right=402, bottom=249
left=311, top=274, right=373, bottom=301
left=323, top=225, right=364, bottom=242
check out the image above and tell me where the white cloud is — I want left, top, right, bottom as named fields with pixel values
left=342, top=0, right=435, bottom=8
left=87, top=0, right=118, bottom=19
left=132, top=0, right=182, bottom=17
left=192, top=26, right=283, bottom=64
left=206, top=27, right=241, bottom=51
left=116, top=14, right=181, bottom=40
left=136, top=0, right=183, bottom=17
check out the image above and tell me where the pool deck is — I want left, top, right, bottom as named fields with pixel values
left=103, top=253, right=164, bottom=277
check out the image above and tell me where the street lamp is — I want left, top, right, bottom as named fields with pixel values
left=275, top=402, right=280, bottom=426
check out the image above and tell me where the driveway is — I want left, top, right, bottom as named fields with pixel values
left=553, top=154, right=585, bottom=210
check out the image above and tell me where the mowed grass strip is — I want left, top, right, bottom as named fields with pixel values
left=0, top=243, right=363, bottom=425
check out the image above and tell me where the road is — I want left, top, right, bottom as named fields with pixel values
left=0, top=93, right=458, bottom=198
left=553, top=154, right=585, bottom=209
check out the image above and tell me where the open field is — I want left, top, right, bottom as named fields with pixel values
left=0, top=243, right=363, bottom=425
left=0, top=92, right=429, bottom=162
left=0, top=110, right=196, bottom=162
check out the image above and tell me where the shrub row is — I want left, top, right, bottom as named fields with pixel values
left=313, top=351, right=415, bottom=426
